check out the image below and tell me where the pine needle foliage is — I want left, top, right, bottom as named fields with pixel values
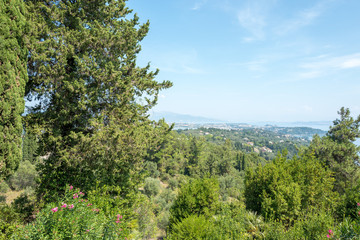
left=24, top=0, right=172, bottom=202
left=0, top=0, right=29, bottom=180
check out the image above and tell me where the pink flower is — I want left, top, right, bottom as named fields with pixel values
left=69, top=185, right=73, bottom=190
left=327, top=234, right=330, bottom=238
left=116, top=220, right=120, bottom=223
left=61, top=204, right=67, bottom=208
left=51, top=207, right=58, bottom=213
left=328, top=229, right=333, bottom=235
left=79, top=192, right=85, bottom=196
left=73, top=193, right=78, bottom=199
left=87, top=203, right=92, bottom=207
left=86, top=229, right=90, bottom=232
left=357, top=202, right=360, bottom=206
left=68, top=204, right=74, bottom=209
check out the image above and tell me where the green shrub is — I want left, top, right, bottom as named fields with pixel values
left=169, top=178, right=219, bottom=231
left=144, top=161, right=160, bottom=178
left=0, top=181, right=10, bottom=193
left=11, top=192, right=36, bottom=223
left=330, top=203, right=360, bottom=239
left=144, top=177, right=161, bottom=197
left=8, top=160, right=38, bottom=191
left=0, top=204, right=20, bottom=240
left=167, top=215, right=220, bottom=240
left=294, top=211, right=334, bottom=240
left=136, top=198, right=157, bottom=240
left=11, top=186, right=129, bottom=239
left=213, top=202, right=248, bottom=239
left=157, top=211, right=170, bottom=231
left=168, top=177, right=178, bottom=190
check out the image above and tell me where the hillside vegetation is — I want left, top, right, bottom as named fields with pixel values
left=1, top=1, right=360, bottom=239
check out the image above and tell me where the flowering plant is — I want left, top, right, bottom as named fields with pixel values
left=327, top=202, right=360, bottom=239
left=11, top=185, right=129, bottom=239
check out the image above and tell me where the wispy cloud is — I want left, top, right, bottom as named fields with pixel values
left=237, top=3, right=267, bottom=41
left=299, top=53, right=360, bottom=78
left=152, top=49, right=206, bottom=75
left=276, top=0, right=334, bottom=34
left=232, top=59, right=267, bottom=71
left=192, top=0, right=208, bottom=10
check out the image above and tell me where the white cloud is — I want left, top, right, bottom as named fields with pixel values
left=237, top=4, right=267, bottom=41
left=232, top=59, right=267, bottom=71
left=302, top=53, right=360, bottom=70
left=341, top=59, right=360, bottom=69
left=299, top=53, right=360, bottom=78
left=276, top=0, right=333, bottom=34
left=192, top=0, right=208, bottom=10
left=299, top=71, right=322, bottom=79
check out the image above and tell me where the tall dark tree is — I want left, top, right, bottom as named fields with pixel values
left=308, top=107, right=360, bottom=194
left=0, top=0, right=29, bottom=180
left=25, top=0, right=172, bottom=201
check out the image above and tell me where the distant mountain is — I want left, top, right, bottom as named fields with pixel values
left=150, top=111, right=225, bottom=123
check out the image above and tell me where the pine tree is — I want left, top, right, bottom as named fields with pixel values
left=0, top=0, right=29, bottom=180
left=309, top=107, right=360, bottom=194
left=25, top=0, right=172, bottom=201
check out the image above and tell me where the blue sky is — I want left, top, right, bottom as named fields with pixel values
left=127, top=0, right=360, bottom=122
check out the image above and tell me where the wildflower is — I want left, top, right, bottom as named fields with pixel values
left=87, top=203, right=92, bottom=207
left=79, top=192, right=85, bottom=196
left=327, top=234, right=330, bottom=238
left=51, top=207, right=58, bottom=213
left=68, top=204, right=74, bottom=209
left=357, top=202, right=360, bottom=206
left=73, top=193, right=79, bottom=199
left=61, top=204, right=67, bottom=208
left=86, top=229, right=90, bottom=232
left=116, top=220, right=120, bottom=223
left=328, top=229, right=333, bottom=235
left=69, top=185, right=73, bottom=190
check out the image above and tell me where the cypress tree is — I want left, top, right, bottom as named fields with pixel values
left=0, top=0, right=29, bottom=180
left=25, top=0, right=172, bottom=201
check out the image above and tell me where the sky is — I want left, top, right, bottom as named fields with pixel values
left=127, top=0, right=360, bottom=123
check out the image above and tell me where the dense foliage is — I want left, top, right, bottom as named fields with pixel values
left=0, top=0, right=29, bottom=180
left=24, top=0, right=172, bottom=203
left=1, top=0, right=360, bottom=239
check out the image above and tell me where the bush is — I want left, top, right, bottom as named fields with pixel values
left=0, top=204, right=20, bottom=240
left=8, top=160, right=38, bottom=191
left=167, top=215, right=221, bottom=240
left=144, top=161, right=160, bottom=178
left=213, top=201, right=248, bottom=239
left=144, top=177, right=161, bottom=197
left=0, top=181, right=10, bottom=193
left=169, top=178, right=219, bottom=230
left=136, top=198, right=157, bottom=240
left=330, top=203, right=360, bottom=239
left=168, top=177, right=178, bottom=190
left=11, top=186, right=129, bottom=239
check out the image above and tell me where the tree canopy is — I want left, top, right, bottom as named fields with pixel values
left=0, top=0, right=29, bottom=180
left=24, top=0, right=172, bottom=201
